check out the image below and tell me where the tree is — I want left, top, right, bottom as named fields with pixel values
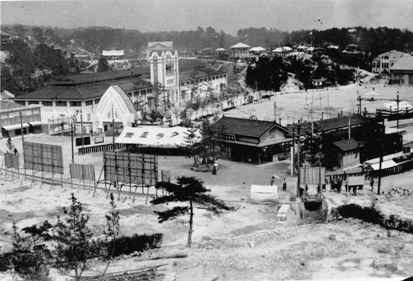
left=51, top=194, right=93, bottom=280
left=97, top=57, right=110, bottom=72
left=151, top=176, right=232, bottom=248
left=102, top=193, right=121, bottom=274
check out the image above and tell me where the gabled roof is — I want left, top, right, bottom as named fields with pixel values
left=212, top=116, right=288, bottom=138
left=1, top=90, right=15, bottom=100
left=390, top=55, right=413, bottom=71
left=333, top=138, right=363, bottom=152
left=230, top=43, right=251, bottom=49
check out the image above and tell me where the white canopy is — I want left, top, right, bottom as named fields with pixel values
left=249, top=184, right=278, bottom=204
left=370, top=160, right=398, bottom=170
left=216, top=48, right=226, bottom=52
left=249, top=47, right=266, bottom=52
left=116, top=126, right=201, bottom=148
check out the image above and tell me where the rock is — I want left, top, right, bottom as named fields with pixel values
left=328, top=234, right=336, bottom=241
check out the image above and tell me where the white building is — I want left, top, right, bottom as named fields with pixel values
left=372, top=50, right=408, bottom=74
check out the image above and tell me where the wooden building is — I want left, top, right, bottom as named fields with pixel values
left=211, top=116, right=292, bottom=164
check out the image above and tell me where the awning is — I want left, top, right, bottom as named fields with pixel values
left=28, top=121, right=43, bottom=126
left=2, top=123, right=29, bottom=131
left=370, top=160, right=398, bottom=170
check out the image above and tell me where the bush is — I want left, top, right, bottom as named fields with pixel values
left=332, top=204, right=413, bottom=234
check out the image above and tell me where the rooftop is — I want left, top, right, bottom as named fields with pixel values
left=333, top=138, right=363, bottom=152
left=212, top=116, right=288, bottom=138
left=0, top=100, right=23, bottom=110
left=390, top=55, right=413, bottom=71
left=230, top=42, right=251, bottom=49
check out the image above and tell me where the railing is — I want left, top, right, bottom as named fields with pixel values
left=78, top=143, right=128, bottom=155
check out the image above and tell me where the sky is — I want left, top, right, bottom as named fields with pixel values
left=1, top=0, right=413, bottom=35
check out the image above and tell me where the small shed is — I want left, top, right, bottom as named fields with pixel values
left=333, top=138, right=363, bottom=168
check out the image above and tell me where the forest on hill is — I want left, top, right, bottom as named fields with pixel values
left=1, top=24, right=413, bottom=95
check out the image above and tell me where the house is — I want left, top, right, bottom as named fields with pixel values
left=230, top=43, right=252, bottom=60
left=389, top=55, right=413, bottom=86
left=0, top=100, right=42, bottom=139
left=332, top=138, right=363, bottom=168
left=211, top=116, right=292, bottom=164
left=372, top=50, right=407, bottom=74
left=102, top=50, right=125, bottom=60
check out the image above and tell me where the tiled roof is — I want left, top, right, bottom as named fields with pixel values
left=333, top=138, right=363, bottom=152
left=230, top=43, right=251, bottom=49
left=212, top=116, right=288, bottom=138
left=390, top=55, right=413, bottom=71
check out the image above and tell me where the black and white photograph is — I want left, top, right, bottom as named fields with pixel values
left=1, top=0, right=413, bottom=280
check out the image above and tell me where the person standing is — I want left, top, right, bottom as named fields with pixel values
left=212, top=160, right=218, bottom=175
left=370, top=177, right=374, bottom=191
left=270, top=176, right=276, bottom=186
left=282, top=178, right=287, bottom=191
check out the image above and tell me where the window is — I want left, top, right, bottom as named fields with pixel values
left=15, top=101, right=26, bottom=106
left=42, top=101, right=53, bottom=106
left=95, top=99, right=100, bottom=104
left=70, top=101, right=81, bottom=107
left=86, top=100, right=93, bottom=106
left=56, top=101, right=67, bottom=107
left=28, top=101, right=39, bottom=105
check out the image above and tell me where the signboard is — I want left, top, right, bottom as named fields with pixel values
left=347, top=176, right=365, bottom=186
left=69, top=163, right=96, bottom=181
left=94, top=136, right=104, bottom=144
left=76, top=136, right=91, bottom=146
left=103, top=152, right=158, bottom=186
left=23, top=142, right=64, bottom=174
left=300, top=166, right=326, bottom=185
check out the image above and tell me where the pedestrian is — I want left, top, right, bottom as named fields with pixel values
left=282, top=178, right=287, bottom=191
left=343, top=179, right=348, bottom=193
left=270, top=176, right=275, bottom=186
left=370, top=177, right=374, bottom=191
left=212, top=160, right=218, bottom=175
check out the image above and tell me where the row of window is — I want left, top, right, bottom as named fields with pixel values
left=17, top=99, right=101, bottom=107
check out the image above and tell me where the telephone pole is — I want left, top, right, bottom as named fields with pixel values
left=19, top=112, right=26, bottom=178
left=296, top=120, right=301, bottom=198
left=396, top=94, right=400, bottom=129
left=112, top=104, right=115, bottom=151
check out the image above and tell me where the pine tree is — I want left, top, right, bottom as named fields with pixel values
left=152, top=176, right=232, bottom=248
left=51, top=193, right=92, bottom=280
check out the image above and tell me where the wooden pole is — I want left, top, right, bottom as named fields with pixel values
left=296, top=120, right=301, bottom=197
left=396, top=94, right=400, bottom=129
left=19, top=112, right=26, bottom=180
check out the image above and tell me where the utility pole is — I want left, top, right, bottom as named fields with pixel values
left=348, top=113, right=351, bottom=139
left=377, top=142, right=383, bottom=195
left=71, top=122, right=74, bottom=163
left=273, top=102, right=277, bottom=121
left=19, top=112, right=26, bottom=179
left=112, top=104, right=115, bottom=151
left=296, top=120, right=301, bottom=198
left=357, top=95, right=362, bottom=115
left=291, top=126, right=295, bottom=176
left=396, top=93, right=400, bottom=129
left=80, top=110, right=84, bottom=150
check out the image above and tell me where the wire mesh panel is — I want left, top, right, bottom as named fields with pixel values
left=4, top=153, right=19, bottom=170
left=24, top=142, right=64, bottom=174
left=103, top=152, right=158, bottom=186
left=69, top=163, right=95, bottom=181
left=300, top=166, right=326, bottom=185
